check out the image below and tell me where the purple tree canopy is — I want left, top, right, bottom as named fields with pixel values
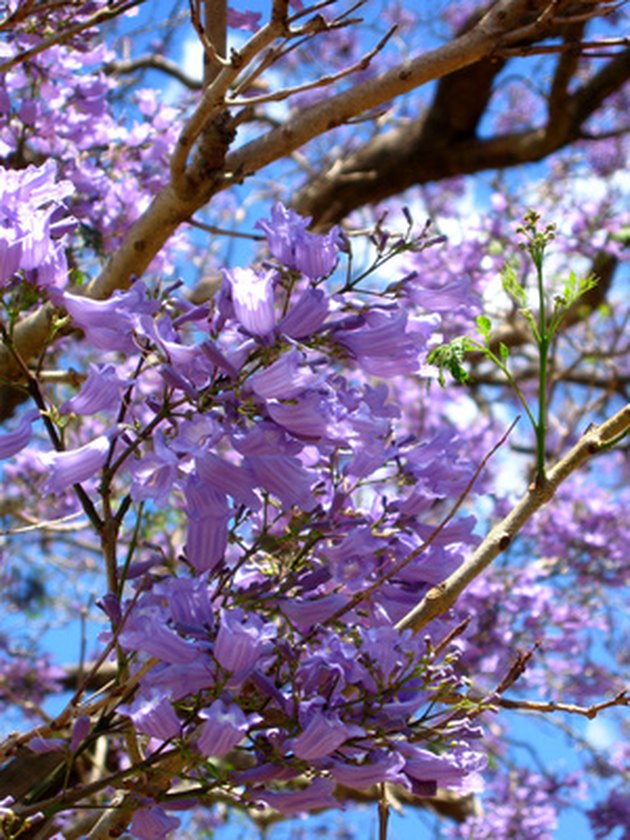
left=0, top=2, right=627, bottom=839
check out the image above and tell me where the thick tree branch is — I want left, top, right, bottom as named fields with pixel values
left=293, top=6, right=629, bottom=227
left=396, top=401, right=630, bottom=633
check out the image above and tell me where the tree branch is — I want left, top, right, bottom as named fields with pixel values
left=395, top=401, right=630, bottom=633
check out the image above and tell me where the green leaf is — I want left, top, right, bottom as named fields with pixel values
left=499, top=342, right=509, bottom=362
left=558, top=270, right=598, bottom=309
left=501, top=261, right=527, bottom=307
left=476, top=315, right=492, bottom=338
left=427, top=337, right=473, bottom=387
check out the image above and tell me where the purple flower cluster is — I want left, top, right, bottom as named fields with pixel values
left=444, top=769, right=577, bottom=840
left=0, top=161, right=73, bottom=289
left=0, top=198, right=490, bottom=826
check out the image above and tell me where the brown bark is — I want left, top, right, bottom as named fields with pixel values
left=293, top=45, right=630, bottom=227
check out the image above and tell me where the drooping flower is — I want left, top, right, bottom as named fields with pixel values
left=223, top=266, right=276, bottom=337
left=121, top=692, right=181, bottom=741
left=195, top=453, right=260, bottom=511
left=399, top=743, right=487, bottom=795
left=333, top=308, right=429, bottom=375
left=0, top=409, right=39, bottom=459
left=60, top=363, right=126, bottom=416
left=69, top=715, right=91, bottom=752
left=214, top=608, right=277, bottom=681
left=184, top=475, right=231, bottom=573
left=0, top=160, right=74, bottom=289
left=197, top=699, right=259, bottom=757
left=330, top=750, right=407, bottom=790
left=278, top=287, right=330, bottom=338
left=118, top=609, right=199, bottom=665
left=253, top=777, right=338, bottom=815
left=289, top=708, right=364, bottom=760
left=130, top=806, right=180, bottom=840
left=256, top=202, right=340, bottom=280
left=62, top=281, right=159, bottom=353
left=244, top=453, right=317, bottom=510
left=248, top=348, right=318, bottom=400
left=37, top=434, right=111, bottom=494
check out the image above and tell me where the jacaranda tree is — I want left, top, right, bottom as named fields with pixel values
left=0, top=1, right=628, bottom=837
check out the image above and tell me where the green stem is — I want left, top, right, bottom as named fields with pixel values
left=471, top=340, right=538, bottom=432
left=535, top=256, right=548, bottom=484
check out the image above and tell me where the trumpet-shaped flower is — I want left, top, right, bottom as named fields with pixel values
left=197, top=699, right=259, bottom=757
left=224, top=266, right=276, bottom=337
left=256, top=202, right=340, bottom=280
left=38, top=434, right=111, bottom=494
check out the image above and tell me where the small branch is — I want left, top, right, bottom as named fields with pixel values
left=227, top=26, right=395, bottom=108
left=498, top=689, right=629, bottom=718
left=170, top=5, right=289, bottom=192
left=189, top=217, right=265, bottom=240
left=396, top=401, right=630, bottom=633
left=496, top=36, right=630, bottom=57
left=105, top=55, right=203, bottom=89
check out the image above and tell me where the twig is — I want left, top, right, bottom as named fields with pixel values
left=226, top=26, right=396, bottom=108
left=498, top=689, right=629, bottom=718
left=105, top=55, right=203, bottom=89
left=496, top=36, right=630, bottom=57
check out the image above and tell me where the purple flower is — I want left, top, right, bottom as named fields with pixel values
left=197, top=699, right=259, bottom=757
left=245, top=454, right=317, bottom=510
left=588, top=789, right=630, bottom=840
left=0, top=409, right=38, bottom=459
left=248, top=349, right=317, bottom=399
left=224, top=266, right=276, bottom=336
left=143, top=661, right=216, bottom=700
left=253, top=777, right=338, bottom=815
left=130, top=806, right=180, bottom=839
left=267, top=392, right=329, bottom=440
left=227, top=9, right=262, bottom=30
left=69, top=715, right=91, bottom=752
left=334, top=309, right=426, bottom=375
left=195, top=453, right=261, bottom=511
left=60, top=363, right=125, bottom=416
left=159, top=577, right=215, bottom=635
left=130, top=436, right=179, bottom=508
left=278, top=287, right=330, bottom=338
left=330, top=750, right=407, bottom=790
left=118, top=610, right=198, bottom=665
left=62, top=282, right=159, bottom=353
left=400, top=743, right=487, bottom=794
left=214, top=608, right=276, bottom=680
left=280, top=592, right=347, bottom=632
left=0, top=160, right=74, bottom=289
left=184, top=475, right=231, bottom=573
left=256, top=202, right=340, bottom=280
left=289, top=709, right=364, bottom=760
left=37, top=434, right=111, bottom=494
left=121, top=692, right=181, bottom=741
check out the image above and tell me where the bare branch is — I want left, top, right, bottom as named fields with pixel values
left=105, top=54, right=203, bottom=90
left=396, top=401, right=630, bottom=633
left=498, top=689, right=629, bottom=717
left=226, top=26, right=395, bottom=108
